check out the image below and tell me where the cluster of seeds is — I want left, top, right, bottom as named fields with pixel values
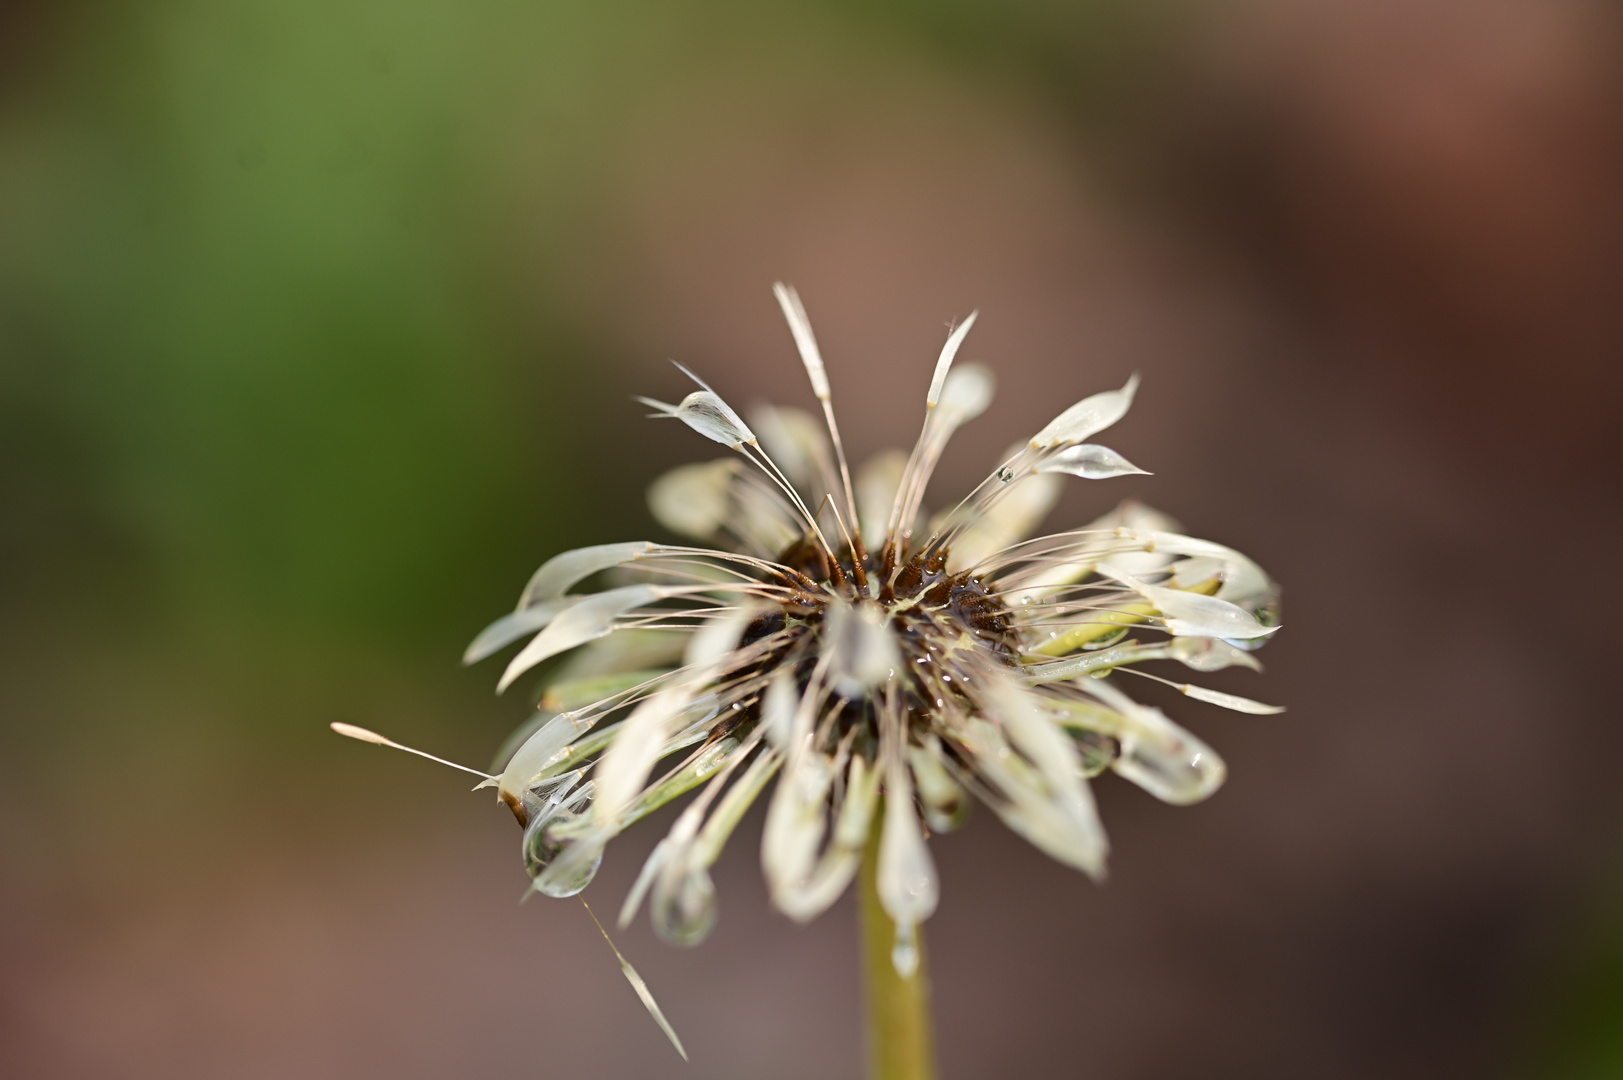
left=342, top=285, right=1283, bottom=989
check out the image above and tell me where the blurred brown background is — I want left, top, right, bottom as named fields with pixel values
left=3, top=1, right=1621, bottom=1077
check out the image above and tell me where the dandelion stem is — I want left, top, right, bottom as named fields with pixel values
left=860, top=810, right=937, bottom=1080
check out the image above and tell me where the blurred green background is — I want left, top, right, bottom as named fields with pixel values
left=3, top=1, right=1621, bottom=1076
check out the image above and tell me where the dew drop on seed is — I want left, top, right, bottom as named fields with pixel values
left=892, top=923, right=920, bottom=977
left=653, top=869, right=718, bottom=946
left=532, top=838, right=604, bottom=897
left=997, top=467, right=1015, bottom=483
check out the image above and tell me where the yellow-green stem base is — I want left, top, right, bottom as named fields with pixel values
left=860, top=811, right=938, bottom=1080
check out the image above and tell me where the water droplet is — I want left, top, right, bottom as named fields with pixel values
left=891, top=922, right=920, bottom=977
left=653, top=866, right=717, bottom=946
left=524, top=800, right=604, bottom=897
left=921, top=794, right=969, bottom=834
left=996, top=466, right=1015, bottom=483
left=523, top=821, right=560, bottom=879
left=1113, top=731, right=1225, bottom=806
left=1073, top=731, right=1120, bottom=778
left=522, top=777, right=593, bottom=878
left=534, top=835, right=605, bottom=897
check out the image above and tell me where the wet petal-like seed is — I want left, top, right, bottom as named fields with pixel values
left=1029, top=374, right=1139, bottom=448
left=498, top=585, right=664, bottom=692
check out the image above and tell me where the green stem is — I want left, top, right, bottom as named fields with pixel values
left=860, top=810, right=937, bottom=1080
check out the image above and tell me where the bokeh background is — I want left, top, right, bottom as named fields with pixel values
left=3, top=1, right=1622, bottom=1077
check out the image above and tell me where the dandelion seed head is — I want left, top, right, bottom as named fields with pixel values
left=354, top=286, right=1284, bottom=995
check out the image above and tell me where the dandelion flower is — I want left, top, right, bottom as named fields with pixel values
left=464, top=284, right=1282, bottom=967
left=336, top=285, right=1283, bottom=1065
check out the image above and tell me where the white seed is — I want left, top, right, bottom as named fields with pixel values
left=926, top=311, right=979, bottom=408
left=684, top=604, right=760, bottom=670
left=1036, top=443, right=1150, bottom=480
left=498, top=711, right=593, bottom=802
left=1178, top=683, right=1285, bottom=714
left=826, top=600, right=900, bottom=699
left=876, top=760, right=938, bottom=928
left=773, top=283, right=830, bottom=400
left=637, top=389, right=756, bottom=450
left=647, top=460, right=738, bottom=539
left=593, top=688, right=693, bottom=824
left=763, top=670, right=799, bottom=750
left=935, top=362, right=994, bottom=427
left=761, top=750, right=835, bottom=909
left=497, top=585, right=663, bottom=692
left=1127, top=529, right=1275, bottom=608
left=1083, top=677, right=1227, bottom=805
left=1167, top=636, right=1264, bottom=673
left=1097, top=564, right=1277, bottom=640
left=462, top=597, right=576, bottom=665
left=518, top=541, right=656, bottom=609
left=1029, top=373, right=1140, bottom=448
left=856, top=449, right=911, bottom=549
